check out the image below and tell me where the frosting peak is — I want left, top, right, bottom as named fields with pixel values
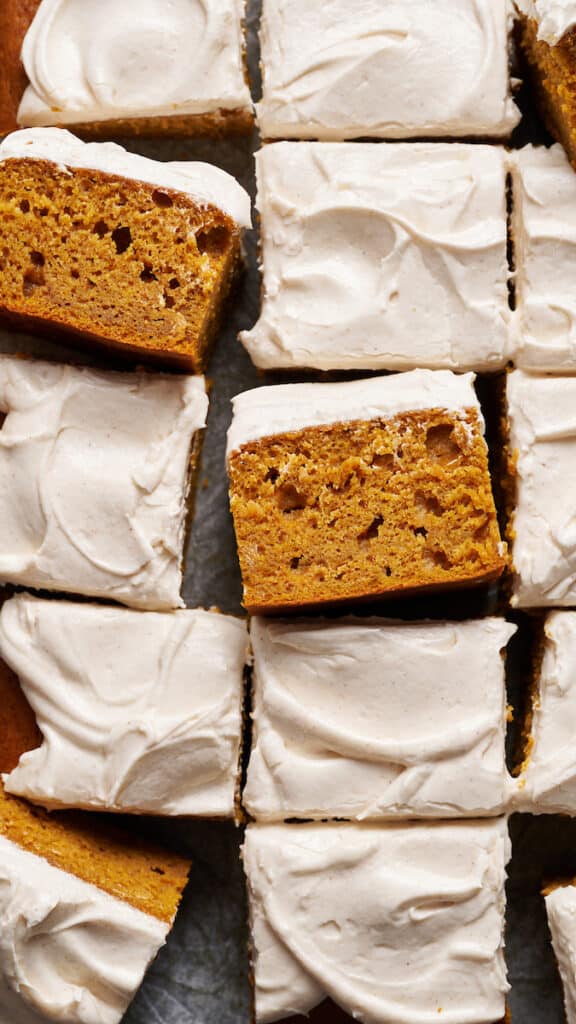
left=516, top=0, right=576, bottom=44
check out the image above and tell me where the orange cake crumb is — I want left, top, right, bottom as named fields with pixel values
left=517, top=17, right=576, bottom=169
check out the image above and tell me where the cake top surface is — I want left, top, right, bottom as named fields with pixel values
left=545, top=882, right=576, bottom=1024
left=240, top=141, right=512, bottom=372
left=0, top=595, right=248, bottom=817
left=0, top=128, right=252, bottom=227
left=18, top=0, right=252, bottom=129
left=0, top=832, right=169, bottom=1024
left=244, top=616, right=515, bottom=821
left=516, top=0, right=576, bottom=43
left=257, top=0, right=519, bottom=139
left=0, top=354, right=207, bottom=610
left=507, top=371, right=576, bottom=608
left=227, top=369, right=481, bottom=454
left=243, top=819, right=510, bottom=1024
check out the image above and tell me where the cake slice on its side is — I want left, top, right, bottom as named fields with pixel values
left=227, top=371, right=506, bottom=614
left=0, top=594, right=249, bottom=818
left=0, top=128, right=251, bottom=370
left=242, top=820, right=511, bottom=1023
left=244, top=616, right=516, bottom=822
left=0, top=0, right=253, bottom=138
left=0, top=653, right=191, bottom=1024
left=0, top=355, right=208, bottom=610
left=544, top=881, right=576, bottom=1024
left=515, top=2, right=576, bottom=169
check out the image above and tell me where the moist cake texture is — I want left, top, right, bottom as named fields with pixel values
left=244, top=616, right=515, bottom=821
left=0, top=595, right=249, bottom=817
left=227, top=372, right=506, bottom=614
left=241, top=142, right=512, bottom=373
left=0, top=128, right=250, bottom=369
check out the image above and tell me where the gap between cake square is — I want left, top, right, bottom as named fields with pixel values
left=242, top=819, right=511, bottom=1024
left=0, top=354, right=208, bottom=609
left=0, top=0, right=254, bottom=138
left=0, top=592, right=249, bottom=818
left=244, top=615, right=516, bottom=822
left=256, top=0, right=519, bottom=141
left=240, top=142, right=512, bottom=373
left=0, top=128, right=251, bottom=370
left=227, top=370, right=507, bottom=615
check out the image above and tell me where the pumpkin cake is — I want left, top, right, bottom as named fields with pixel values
left=0, top=0, right=253, bottom=138
left=0, top=354, right=208, bottom=609
left=242, top=820, right=511, bottom=1024
left=244, top=616, right=516, bottom=822
left=0, top=645, right=191, bottom=1024
left=0, top=128, right=251, bottom=370
left=227, top=370, right=506, bottom=615
left=515, top=1, right=576, bottom=169
left=0, top=593, right=249, bottom=818
left=544, top=880, right=576, bottom=1024
left=257, top=0, right=519, bottom=141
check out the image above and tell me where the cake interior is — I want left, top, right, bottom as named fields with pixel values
left=0, top=0, right=38, bottom=137
left=229, top=408, right=506, bottom=614
left=0, top=158, right=242, bottom=369
left=517, top=17, right=576, bottom=168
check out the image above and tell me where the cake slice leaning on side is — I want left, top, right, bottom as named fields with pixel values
left=0, top=643, right=191, bottom=1024
left=0, top=128, right=251, bottom=370
left=227, top=370, right=506, bottom=614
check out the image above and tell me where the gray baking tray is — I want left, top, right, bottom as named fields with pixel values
left=0, top=2, right=571, bottom=1021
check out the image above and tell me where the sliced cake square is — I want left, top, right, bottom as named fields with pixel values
left=257, top=0, right=519, bottom=141
left=227, top=371, right=506, bottom=614
left=0, top=355, right=208, bottom=609
left=544, top=880, right=576, bottom=1024
left=242, top=820, right=510, bottom=1023
left=240, top=142, right=512, bottom=373
left=0, top=128, right=251, bottom=369
left=244, top=616, right=515, bottom=822
left=0, top=594, right=249, bottom=817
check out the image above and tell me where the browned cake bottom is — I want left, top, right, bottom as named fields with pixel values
left=229, top=408, right=506, bottom=614
left=66, top=107, right=255, bottom=139
left=517, top=17, right=576, bottom=169
left=265, top=1000, right=509, bottom=1023
left=0, top=158, right=242, bottom=370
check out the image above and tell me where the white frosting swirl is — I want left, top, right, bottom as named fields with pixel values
left=244, top=617, right=516, bottom=822
left=240, top=143, right=512, bottom=372
left=515, top=0, right=576, bottom=43
left=515, top=611, right=576, bottom=812
left=507, top=371, right=576, bottom=608
left=0, top=834, right=169, bottom=1024
left=18, top=0, right=252, bottom=128
left=511, top=145, right=576, bottom=371
left=227, top=369, right=481, bottom=455
left=257, top=0, right=519, bottom=139
left=0, top=595, right=248, bottom=817
left=0, top=355, right=208, bottom=610
left=243, top=820, right=511, bottom=1024
left=0, top=128, right=251, bottom=227
left=546, top=884, right=576, bottom=1024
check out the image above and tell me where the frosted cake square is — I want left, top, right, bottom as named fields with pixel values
left=240, top=143, right=512, bottom=372
left=0, top=355, right=208, bottom=609
left=244, top=616, right=515, bottom=822
left=0, top=594, right=248, bottom=817
left=243, top=820, right=510, bottom=1023
left=227, top=370, right=506, bottom=614
left=257, top=0, right=518, bottom=141
left=544, top=880, right=576, bottom=1024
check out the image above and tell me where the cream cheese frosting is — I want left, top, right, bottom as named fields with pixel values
left=0, top=595, right=248, bottom=816
left=243, top=819, right=511, bottom=1024
left=515, top=611, right=576, bottom=813
left=244, top=617, right=516, bottom=822
left=545, top=884, right=576, bottom=1024
left=227, top=369, right=482, bottom=455
left=257, top=0, right=519, bottom=140
left=511, top=145, right=576, bottom=371
left=0, top=355, right=208, bottom=610
left=0, top=833, right=169, bottom=1024
left=507, top=371, right=576, bottom=607
left=515, top=0, right=576, bottom=43
left=0, top=128, right=251, bottom=227
left=18, top=0, right=252, bottom=128
left=239, top=143, right=512, bottom=372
